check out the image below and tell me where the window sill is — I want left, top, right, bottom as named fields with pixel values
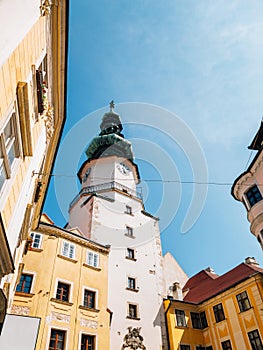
left=125, top=257, right=137, bottom=262
left=124, top=212, right=134, bottom=216
left=239, top=307, right=253, bottom=313
left=28, top=247, right=43, bottom=253
left=126, top=316, right=140, bottom=321
left=126, top=288, right=139, bottom=293
left=15, top=292, right=34, bottom=298
left=79, top=305, right=100, bottom=313
left=124, top=234, right=135, bottom=239
left=57, top=254, right=77, bottom=263
left=50, top=298, right=73, bottom=306
left=83, top=263, right=101, bottom=271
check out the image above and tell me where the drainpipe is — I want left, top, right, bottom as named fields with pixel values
left=164, top=298, right=172, bottom=350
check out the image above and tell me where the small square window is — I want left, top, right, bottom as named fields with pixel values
left=236, top=291, right=251, bottom=312
left=221, top=340, right=232, bottom=350
left=83, top=289, right=96, bottom=309
left=81, top=334, right=95, bottom=350
left=128, top=304, right=138, bottom=319
left=16, top=273, right=33, bottom=293
left=56, top=282, right=70, bottom=302
left=126, top=248, right=135, bottom=260
left=62, top=241, right=75, bottom=259
left=49, top=329, right=65, bottom=350
left=128, top=277, right=136, bottom=290
left=175, top=309, right=186, bottom=327
left=30, top=232, right=42, bottom=249
left=87, top=251, right=99, bottom=268
left=213, top=303, right=225, bottom=323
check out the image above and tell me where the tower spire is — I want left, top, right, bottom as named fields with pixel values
left=109, top=100, right=115, bottom=112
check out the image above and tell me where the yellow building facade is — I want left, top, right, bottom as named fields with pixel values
left=11, top=215, right=110, bottom=350
left=164, top=258, right=263, bottom=350
left=0, top=0, right=68, bottom=326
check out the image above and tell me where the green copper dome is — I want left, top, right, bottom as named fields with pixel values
left=85, top=101, right=134, bottom=161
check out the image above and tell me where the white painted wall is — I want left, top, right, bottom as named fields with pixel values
left=69, top=158, right=167, bottom=350
left=0, top=0, right=39, bottom=67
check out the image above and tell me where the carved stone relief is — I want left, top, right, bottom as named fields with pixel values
left=80, top=318, right=98, bottom=329
left=122, top=327, right=146, bottom=350
left=11, top=305, right=30, bottom=316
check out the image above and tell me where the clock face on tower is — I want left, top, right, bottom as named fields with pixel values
left=116, top=162, right=131, bottom=175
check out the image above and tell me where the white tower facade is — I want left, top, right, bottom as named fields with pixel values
left=68, top=103, right=167, bottom=349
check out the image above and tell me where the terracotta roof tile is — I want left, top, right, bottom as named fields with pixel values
left=183, top=263, right=263, bottom=304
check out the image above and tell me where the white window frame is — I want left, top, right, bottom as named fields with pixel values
left=86, top=250, right=99, bottom=268
left=61, top=240, right=75, bottom=259
left=82, top=286, right=98, bottom=310
left=0, top=108, right=20, bottom=192
left=30, top=232, right=43, bottom=249
left=46, top=326, right=68, bottom=350
left=54, top=278, right=74, bottom=303
left=78, top=332, right=97, bottom=350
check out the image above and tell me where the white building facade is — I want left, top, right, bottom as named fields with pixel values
left=67, top=103, right=169, bottom=349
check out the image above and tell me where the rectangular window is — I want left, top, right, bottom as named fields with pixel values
left=30, top=232, right=42, bottom=249
left=125, top=205, right=132, bottom=215
left=128, top=304, right=138, bottom=319
left=248, top=329, right=263, bottom=350
left=200, top=311, right=208, bottom=329
left=0, top=112, right=19, bottom=189
left=245, top=185, right=263, bottom=208
left=206, top=347, right=213, bottom=350
left=128, top=277, right=136, bottom=290
left=81, top=334, right=95, bottom=350
left=180, top=346, right=190, bottom=350
left=236, top=291, right=251, bottom=312
left=62, top=241, right=75, bottom=259
left=221, top=340, right=232, bottom=350
left=196, top=347, right=205, bottom=350
left=56, top=281, right=70, bottom=302
left=49, top=329, right=65, bottom=350
left=86, top=251, right=99, bottom=268
left=213, top=303, right=225, bottom=323
left=83, top=289, right=96, bottom=309
left=36, top=56, right=48, bottom=114
left=126, top=248, right=135, bottom=260
left=191, top=312, right=201, bottom=329
left=175, top=309, right=186, bottom=327
left=16, top=273, right=33, bottom=293
left=126, top=226, right=134, bottom=237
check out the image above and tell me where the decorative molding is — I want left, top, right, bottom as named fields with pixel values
left=11, top=305, right=30, bottom=316
left=80, top=318, right=98, bottom=329
left=42, top=103, right=54, bottom=142
left=51, top=311, right=70, bottom=323
left=40, top=0, right=52, bottom=16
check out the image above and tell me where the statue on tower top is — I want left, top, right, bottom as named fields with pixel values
left=100, top=100, right=123, bottom=136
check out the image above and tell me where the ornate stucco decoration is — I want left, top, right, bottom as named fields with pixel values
left=11, top=305, right=30, bottom=316
left=43, top=103, right=54, bottom=141
left=80, top=318, right=98, bottom=329
left=122, top=327, right=146, bottom=350
left=40, top=0, right=52, bottom=16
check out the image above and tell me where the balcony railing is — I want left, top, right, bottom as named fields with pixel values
left=70, top=181, right=143, bottom=208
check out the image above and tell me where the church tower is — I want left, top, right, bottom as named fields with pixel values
left=67, top=102, right=167, bottom=349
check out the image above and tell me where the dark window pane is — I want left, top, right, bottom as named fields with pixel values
left=246, top=185, right=263, bottom=207
left=213, top=303, right=225, bottom=323
left=56, top=282, right=70, bottom=302
left=49, top=329, right=65, bottom=350
left=248, top=329, right=263, bottom=350
left=16, top=274, right=33, bottom=293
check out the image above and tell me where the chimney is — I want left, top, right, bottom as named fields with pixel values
left=245, top=257, right=259, bottom=266
left=172, top=282, right=183, bottom=300
left=205, top=267, right=216, bottom=274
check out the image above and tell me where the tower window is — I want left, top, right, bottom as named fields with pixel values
left=245, top=185, right=263, bottom=208
left=127, top=277, right=136, bottom=290
left=128, top=303, right=139, bottom=319
left=213, top=303, right=225, bottom=322
left=175, top=309, right=186, bottom=327
left=125, top=226, right=134, bottom=238
left=125, top=205, right=132, bottom=215
left=248, top=329, right=263, bottom=350
left=48, top=329, right=65, bottom=350
left=236, top=291, right=251, bottom=312
left=126, top=248, right=135, bottom=260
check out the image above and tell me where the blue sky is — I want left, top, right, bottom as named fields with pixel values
left=44, top=0, right=263, bottom=276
